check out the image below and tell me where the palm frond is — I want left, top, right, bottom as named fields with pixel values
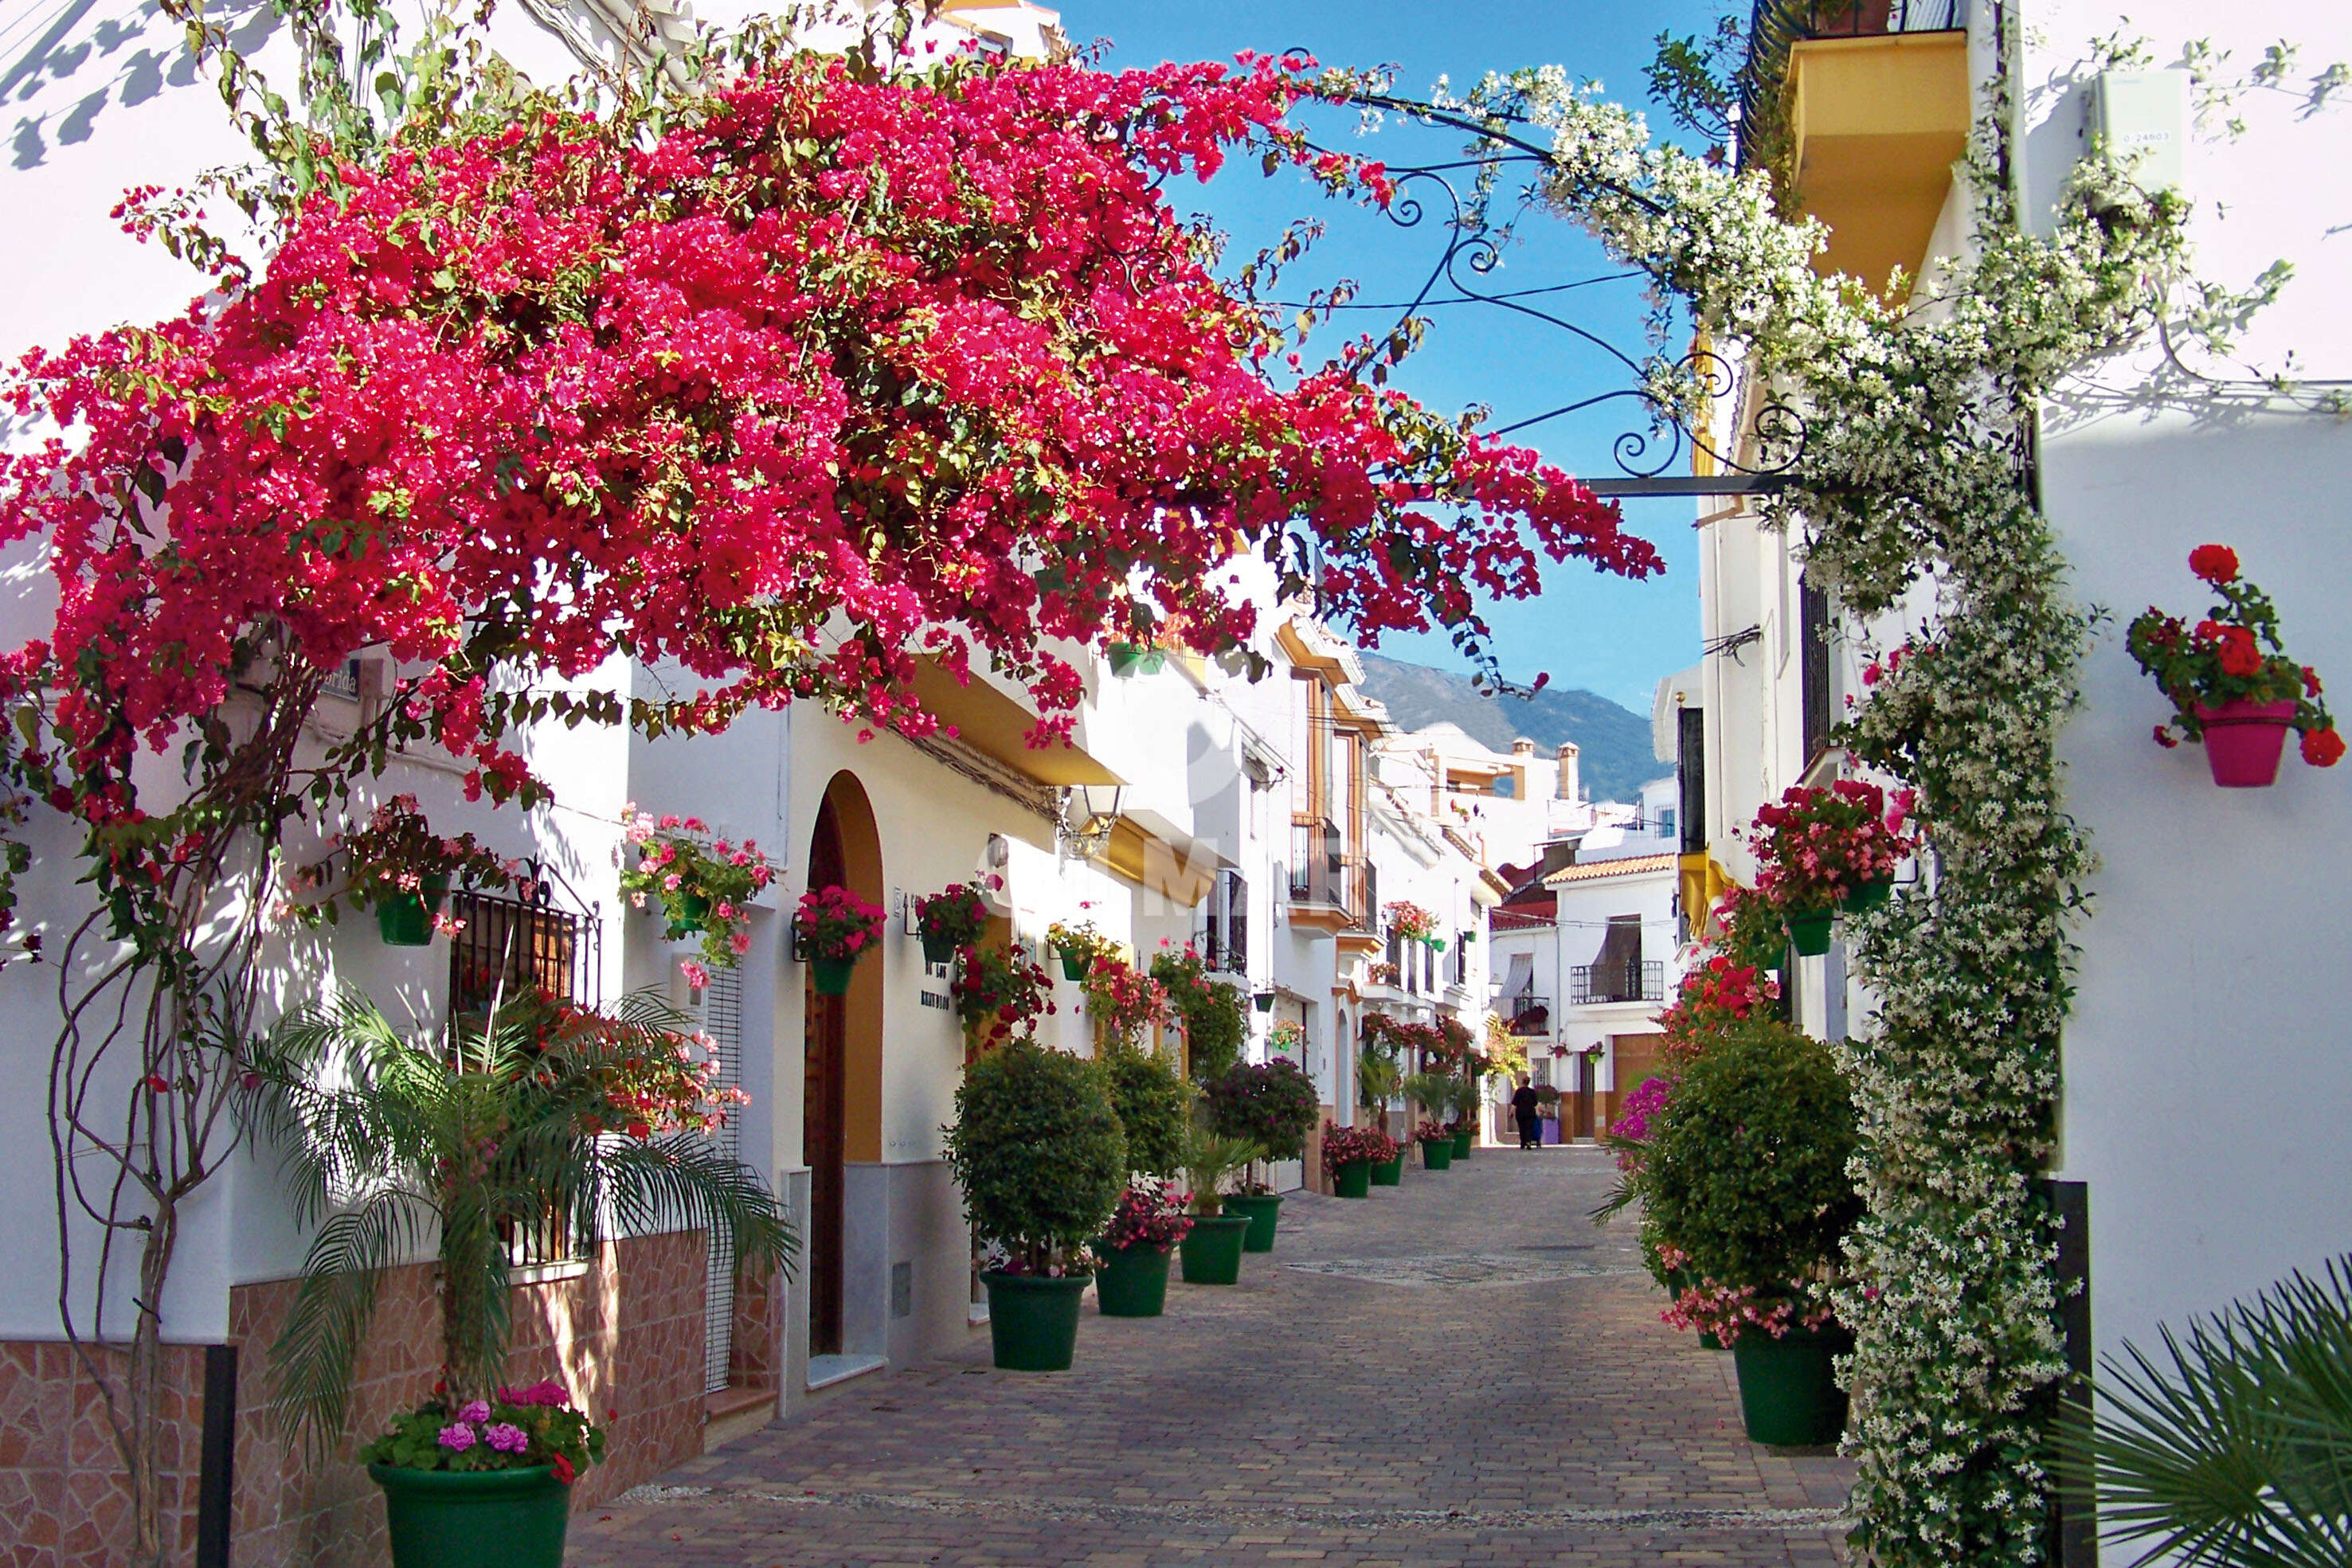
left=267, top=1186, right=433, bottom=1454
left=2072, top=1257, right=2352, bottom=1568
left=596, top=1134, right=796, bottom=1279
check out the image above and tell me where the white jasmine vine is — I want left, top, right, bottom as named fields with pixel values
left=1444, top=28, right=2272, bottom=1565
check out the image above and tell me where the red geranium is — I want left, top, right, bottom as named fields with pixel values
left=1747, top=780, right=1916, bottom=917
left=2127, top=547, right=2336, bottom=761
left=2188, top=543, right=2240, bottom=584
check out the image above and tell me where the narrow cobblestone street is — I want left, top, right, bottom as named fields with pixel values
left=573, top=1148, right=1853, bottom=1566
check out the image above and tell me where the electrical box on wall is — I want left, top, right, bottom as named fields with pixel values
left=2090, top=69, right=2190, bottom=192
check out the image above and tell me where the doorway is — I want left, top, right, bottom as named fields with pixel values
left=804, top=796, right=849, bottom=1358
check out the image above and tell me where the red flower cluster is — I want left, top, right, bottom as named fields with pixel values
left=1100, top=1183, right=1193, bottom=1252
left=0, top=47, right=1657, bottom=850
left=951, top=943, right=1056, bottom=1049
left=791, top=885, right=885, bottom=961
left=1321, top=1120, right=1399, bottom=1175
left=1749, top=780, right=1915, bottom=916
left=1657, top=955, right=1780, bottom=1061
left=2127, top=546, right=2336, bottom=761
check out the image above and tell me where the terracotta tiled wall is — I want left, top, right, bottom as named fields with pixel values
left=0, top=1340, right=209, bottom=1567
left=0, top=1228, right=710, bottom=1568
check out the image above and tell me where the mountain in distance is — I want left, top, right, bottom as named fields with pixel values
left=1352, top=651, right=1669, bottom=806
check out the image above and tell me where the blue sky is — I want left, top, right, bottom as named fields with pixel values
left=1054, top=1, right=1727, bottom=712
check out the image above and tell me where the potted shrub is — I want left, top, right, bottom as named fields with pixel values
left=1411, top=1116, right=1454, bottom=1171
left=1320, top=1123, right=1396, bottom=1199
left=1102, top=1042, right=1193, bottom=1180
left=1151, top=941, right=1247, bottom=1082
left=1749, top=780, right=1915, bottom=956
left=1175, top=1133, right=1261, bottom=1285
left=914, top=882, right=988, bottom=966
left=1642, top=1018, right=1862, bottom=1447
left=1094, top=1182, right=1192, bottom=1318
left=1201, top=1057, right=1320, bottom=1250
left=945, top=1039, right=1125, bottom=1371
left=295, top=794, right=512, bottom=947
left=1047, top=918, right=1120, bottom=981
left=793, top=885, right=886, bottom=996
left=619, top=806, right=775, bottom=971
left=241, top=988, right=791, bottom=1568
left=2129, top=543, right=2341, bottom=786
left=950, top=941, right=1056, bottom=1054
left=1357, top=1044, right=1405, bottom=1184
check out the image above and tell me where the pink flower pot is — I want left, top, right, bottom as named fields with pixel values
left=2196, top=699, right=2298, bottom=788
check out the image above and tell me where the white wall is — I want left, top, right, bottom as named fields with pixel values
left=2029, top=2, right=2352, bottom=1357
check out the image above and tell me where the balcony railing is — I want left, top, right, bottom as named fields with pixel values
left=1503, top=995, right=1551, bottom=1037
left=1286, top=819, right=1360, bottom=920
left=1571, top=960, right=1665, bottom=1006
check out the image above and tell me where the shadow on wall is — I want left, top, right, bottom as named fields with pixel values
left=4, top=0, right=278, bottom=170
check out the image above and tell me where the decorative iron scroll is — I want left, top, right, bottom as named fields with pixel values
left=1272, top=87, right=1809, bottom=489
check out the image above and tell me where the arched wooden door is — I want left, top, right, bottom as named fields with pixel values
left=803, top=772, right=884, bottom=1359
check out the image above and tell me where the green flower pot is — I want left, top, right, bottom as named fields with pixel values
left=1107, top=643, right=1165, bottom=676
left=1419, top=1138, right=1453, bottom=1171
left=1700, top=1331, right=1724, bottom=1351
left=811, top=956, right=856, bottom=996
left=982, top=1270, right=1090, bottom=1371
left=1369, top=1154, right=1403, bottom=1187
left=666, top=890, right=711, bottom=940
left=1094, top=1244, right=1171, bottom=1318
left=374, top=875, right=450, bottom=948
left=1841, top=878, right=1892, bottom=915
left=1731, top=1320, right=1853, bottom=1446
left=1223, top=1191, right=1282, bottom=1253
left=1253, top=991, right=1275, bottom=1014
left=920, top=929, right=961, bottom=966
left=1332, top=1162, right=1372, bottom=1198
left=1787, top=909, right=1833, bottom=956
left=1450, top=1131, right=1473, bottom=1159
left=1177, top=1214, right=1251, bottom=1285
left=370, top=1462, right=569, bottom=1568
left=1058, top=949, right=1088, bottom=982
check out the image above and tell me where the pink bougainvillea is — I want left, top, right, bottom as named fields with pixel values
left=1, top=45, right=1656, bottom=869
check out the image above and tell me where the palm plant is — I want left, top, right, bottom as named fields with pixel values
left=241, top=986, right=795, bottom=1451
left=1180, top=1132, right=1263, bottom=1216
left=2070, top=1258, right=2352, bottom=1567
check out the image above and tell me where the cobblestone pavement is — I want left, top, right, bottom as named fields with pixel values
left=572, top=1145, right=1854, bottom=1566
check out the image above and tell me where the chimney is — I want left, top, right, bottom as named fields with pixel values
left=1556, top=741, right=1580, bottom=802
left=1509, top=737, right=1536, bottom=757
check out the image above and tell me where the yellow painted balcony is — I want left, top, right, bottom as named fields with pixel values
left=1787, top=29, right=1970, bottom=294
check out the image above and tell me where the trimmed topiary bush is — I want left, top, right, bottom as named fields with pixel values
left=1643, top=1018, right=1860, bottom=1294
left=1202, top=1058, right=1322, bottom=1164
left=945, top=1039, right=1125, bottom=1273
left=1102, top=1044, right=1192, bottom=1178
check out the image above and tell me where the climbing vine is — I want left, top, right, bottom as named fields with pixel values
left=1412, top=19, right=2281, bottom=1563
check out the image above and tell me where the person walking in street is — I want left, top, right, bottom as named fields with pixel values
left=1511, top=1075, right=1541, bottom=1150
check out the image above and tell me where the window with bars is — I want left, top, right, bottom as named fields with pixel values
left=446, top=885, right=600, bottom=1269
left=1800, top=579, right=1833, bottom=764
left=1204, top=869, right=1248, bottom=973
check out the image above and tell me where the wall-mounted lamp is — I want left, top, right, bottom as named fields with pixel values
left=1058, top=782, right=1124, bottom=862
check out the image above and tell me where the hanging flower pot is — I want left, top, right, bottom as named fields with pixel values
left=1058, top=949, right=1088, bottom=981
left=2131, top=546, right=2340, bottom=784
left=1787, top=909, right=1833, bottom=957
left=1106, top=643, right=1164, bottom=677
left=669, top=891, right=711, bottom=938
left=793, top=886, right=886, bottom=999
left=1252, top=991, right=1275, bottom=1014
left=914, top=883, right=986, bottom=967
left=1426, top=935, right=1446, bottom=952
left=376, top=874, right=451, bottom=948
left=921, top=929, right=960, bottom=966
left=1839, top=878, right=1892, bottom=915
left=2194, top=698, right=2299, bottom=788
